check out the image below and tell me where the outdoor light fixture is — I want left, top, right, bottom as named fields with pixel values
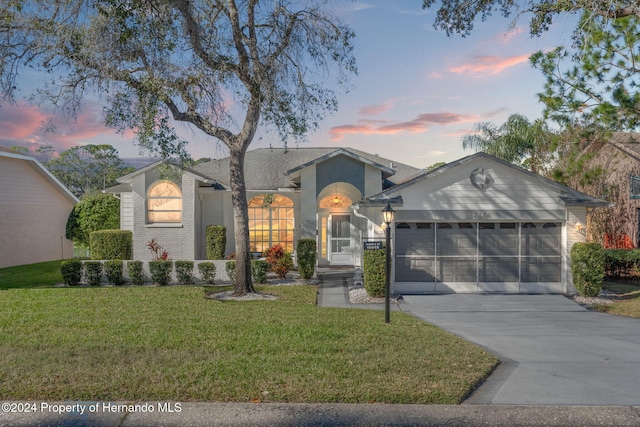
left=576, top=222, right=583, bottom=233
left=382, top=201, right=395, bottom=324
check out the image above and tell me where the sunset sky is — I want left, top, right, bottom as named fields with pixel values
left=0, top=1, right=578, bottom=169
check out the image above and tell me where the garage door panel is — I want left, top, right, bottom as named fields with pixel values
left=438, top=257, right=476, bottom=282
left=479, top=257, right=519, bottom=282
left=521, top=257, right=561, bottom=283
left=395, top=257, right=435, bottom=282
left=437, top=223, right=476, bottom=256
left=396, top=225, right=434, bottom=256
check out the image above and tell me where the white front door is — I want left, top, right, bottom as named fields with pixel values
left=330, top=214, right=353, bottom=265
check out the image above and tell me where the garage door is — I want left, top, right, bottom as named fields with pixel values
left=395, top=222, right=562, bottom=294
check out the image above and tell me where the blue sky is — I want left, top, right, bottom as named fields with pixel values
left=0, top=1, right=577, bottom=169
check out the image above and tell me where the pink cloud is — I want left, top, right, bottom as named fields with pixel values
left=329, top=112, right=480, bottom=141
left=449, top=54, right=530, bottom=77
left=0, top=101, right=128, bottom=153
left=358, top=99, right=399, bottom=116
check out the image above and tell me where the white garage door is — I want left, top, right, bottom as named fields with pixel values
left=395, top=222, right=562, bottom=294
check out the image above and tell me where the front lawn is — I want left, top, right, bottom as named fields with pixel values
left=593, top=281, right=640, bottom=318
left=0, top=286, right=497, bottom=404
left=0, top=260, right=64, bottom=289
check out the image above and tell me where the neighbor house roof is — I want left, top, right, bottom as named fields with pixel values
left=0, top=148, right=79, bottom=204
left=360, top=152, right=609, bottom=208
left=192, top=147, right=422, bottom=190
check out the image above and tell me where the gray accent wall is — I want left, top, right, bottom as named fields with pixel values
left=316, top=155, right=365, bottom=198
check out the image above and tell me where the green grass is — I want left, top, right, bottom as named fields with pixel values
left=594, top=281, right=640, bottom=318
left=0, top=260, right=64, bottom=289
left=0, top=286, right=497, bottom=404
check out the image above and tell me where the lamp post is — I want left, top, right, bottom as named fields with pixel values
left=382, top=202, right=395, bottom=324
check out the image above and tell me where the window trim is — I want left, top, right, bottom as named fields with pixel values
left=147, top=180, right=183, bottom=224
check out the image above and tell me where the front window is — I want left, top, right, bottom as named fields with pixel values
left=147, top=180, right=182, bottom=223
left=248, top=194, right=294, bottom=253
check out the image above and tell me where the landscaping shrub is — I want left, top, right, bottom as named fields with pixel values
left=84, top=261, right=103, bottom=286
left=571, top=242, right=605, bottom=297
left=104, top=260, right=124, bottom=285
left=251, top=260, right=269, bottom=284
left=264, top=244, right=294, bottom=278
left=90, top=230, right=133, bottom=260
left=61, top=259, right=83, bottom=286
left=605, top=249, right=640, bottom=279
left=197, top=262, right=216, bottom=284
left=127, top=261, right=144, bottom=286
left=149, top=260, right=173, bottom=286
left=66, top=193, right=120, bottom=247
left=297, top=238, right=317, bottom=279
left=206, top=226, right=227, bottom=260
left=175, top=261, right=194, bottom=285
left=226, top=261, right=236, bottom=285
left=364, top=247, right=386, bottom=298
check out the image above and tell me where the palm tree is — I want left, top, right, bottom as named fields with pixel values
left=462, top=114, right=557, bottom=174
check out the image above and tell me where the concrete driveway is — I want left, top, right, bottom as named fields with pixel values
left=403, top=294, right=640, bottom=405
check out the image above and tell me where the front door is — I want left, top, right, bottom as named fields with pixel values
left=330, top=214, right=353, bottom=265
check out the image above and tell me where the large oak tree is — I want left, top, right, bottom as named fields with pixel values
left=1, top=0, right=356, bottom=295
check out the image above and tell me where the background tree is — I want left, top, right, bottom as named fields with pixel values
left=531, top=15, right=640, bottom=131
left=48, top=144, right=134, bottom=198
left=421, top=0, right=640, bottom=37
left=8, top=145, right=28, bottom=154
left=1, top=0, right=356, bottom=296
left=66, top=194, right=120, bottom=247
left=462, top=114, right=557, bottom=174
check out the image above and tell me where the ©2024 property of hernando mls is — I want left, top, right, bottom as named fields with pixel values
left=106, top=147, right=608, bottom=295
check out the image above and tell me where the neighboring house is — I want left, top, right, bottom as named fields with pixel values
left=107, top=147, right=606, bottom=294
left=569, top=133, right=640, bottom=248
left=0, top=148, right=78, bottom=268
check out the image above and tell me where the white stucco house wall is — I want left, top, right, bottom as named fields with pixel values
left=107, top=148, right=606, bottom=294
left=0, top=148, right=78, bottom=268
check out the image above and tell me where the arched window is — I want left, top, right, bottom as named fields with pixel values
left=318, top=194, right=353, bottom=209
left=248, top=194, right=294, bottom=253
left=147, top=180, right=182, bottom=223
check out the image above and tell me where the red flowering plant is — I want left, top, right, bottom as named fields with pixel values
left=263, top=244, right=293, bottom=278
left=146, top=238, right=170, bottom=260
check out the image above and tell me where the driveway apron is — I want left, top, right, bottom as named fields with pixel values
left=403, top=294, right=640, bottom=405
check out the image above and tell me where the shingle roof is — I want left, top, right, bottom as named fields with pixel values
left=192, top=147, right=422, bottom=190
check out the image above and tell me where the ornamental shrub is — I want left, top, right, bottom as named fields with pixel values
left=198, top=262, right=216, bottom=284
left=84, top=261, right=103, bottom=286
left=251, top=260, right=269, bottom=284
left=206, top=226, right=227, bottom=260
left=90, top=230, right=133, bottom=260
left=571, top=242, right=605, bottom=297
left=363, top=247, right=386, bottom=298
left=149, top=260, right=173, bottom=286
left=226, top=261, right=236, bottom=285
left=175, top=261, right=194, bottom=285
left=264, top=244, right=293, bottom=278
left=297, top=239, right=317, bottom=279
left=127, top=261, right=144, bottom=286
left=66, top=193, right=120, bottom=247
left=104, top=260, right=124, bottom=285
left=61, top=259, right=83, bottom=286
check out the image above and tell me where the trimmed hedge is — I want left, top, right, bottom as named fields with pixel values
left=571, top=242, right=605, bottom=297
left=605, top=249, right=640, bottom=278
left=61, top=259, right=83, bottom=286
left=198, top=262, right=216, bottom=284
left=175, top=261, right=194, bottom=285
left=206, top=226, right=227, bottom=260
left=127, top=261, right=144, bottom=286
left=149, top=260, right=173, bottom=286
left=226, top=261, right=236, bottom=285
left=364, top=247, right=386, bottom=298
left=297, top=239, right=317, bottom=279
left=85, top=261, right=103, bottom=286
left=104, top=260, right=124, bottom=286
left=90, top=230, right=132, bottom=260
left=251, top=260, right=269, bottom=284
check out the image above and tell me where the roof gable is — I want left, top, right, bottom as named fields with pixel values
left=362, top=152, right=607, bottom=209
left=0, top=150, right=78, bottom=204
left=285, top=148, right=395, bottom=178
